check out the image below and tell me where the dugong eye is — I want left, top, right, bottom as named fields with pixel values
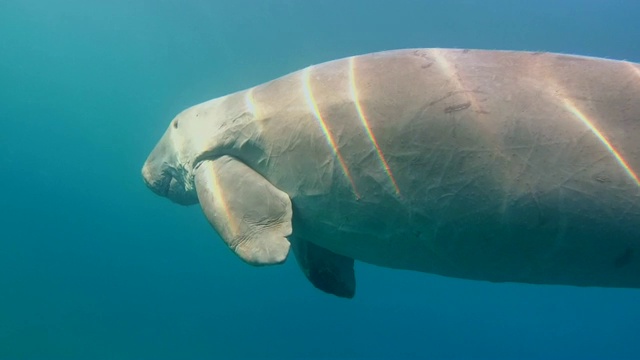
left=173, top=120, right=179, bottom=129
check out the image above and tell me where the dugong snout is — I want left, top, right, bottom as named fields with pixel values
left=141, top=159, right=170, bottom=196
left=142, top=157, right=197, bottom=205
left=141, top=135, right=198, bottom=206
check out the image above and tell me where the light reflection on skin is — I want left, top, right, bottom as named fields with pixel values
left=628, top=62, right=640, bottom=80
left=531, top=56, right=640, bottom=188
left=432, top=49, right=484, bottom=115
left=208, top=161, right=239, bottom=237
left=303, top=66, right=360, bottom=198
left=563, top=99, right=640, bottom=187
left=244, top=88, right=258, bottom=118
left=348, top=56, right=401, bottom=197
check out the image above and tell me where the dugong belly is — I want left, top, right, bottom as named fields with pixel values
left=246, top=49, right=640, bottom=288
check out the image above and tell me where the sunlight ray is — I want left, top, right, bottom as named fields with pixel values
left=563, top=99, right=640, bottom=187
left=209, top=161, right=239, bottom=236
left=348, top=56, right=401, bottom=196
left=303, top=67, right=359, bottom=198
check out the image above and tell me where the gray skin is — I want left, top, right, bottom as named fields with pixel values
left=142, top=48, right=640, bottom=298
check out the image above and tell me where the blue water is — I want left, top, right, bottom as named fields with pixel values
left=1, top=0, right=640, bottom=358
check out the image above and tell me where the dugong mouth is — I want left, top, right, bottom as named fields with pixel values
left=141, top=164, right=198, bottom=205
left=141, top=164, right=171, bottom=197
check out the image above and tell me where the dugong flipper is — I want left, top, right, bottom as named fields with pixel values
left=195, top=156, right=355, bottom=297
left=194, top=157, right=292, bottom=265
left=291, top=236, right=356, bottom=298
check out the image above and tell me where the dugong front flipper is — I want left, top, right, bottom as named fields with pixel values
left=195, top=155, right=355, bottom=296
left=194, top=156, right=292, bottom=265
left=291, top=237, right=356, bottom=298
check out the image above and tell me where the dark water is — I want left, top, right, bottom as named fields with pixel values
left=1, top=0, right=640, bottom=358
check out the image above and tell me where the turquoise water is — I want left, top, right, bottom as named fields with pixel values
left=1, top=0, right=640, bottom=358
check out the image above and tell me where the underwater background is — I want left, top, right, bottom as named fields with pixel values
left=1, top=0, right=640, bottom=358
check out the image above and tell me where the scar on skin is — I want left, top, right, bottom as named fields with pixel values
left=444, top=101, right=472, bottom=113
left=412, top=50, right=435, bottom=69
left=429, top=90, right=485, bottom=107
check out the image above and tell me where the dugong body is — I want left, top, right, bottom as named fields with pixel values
left=142, top=49, right=640, bottom=298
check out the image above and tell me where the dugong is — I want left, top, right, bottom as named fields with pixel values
left=142, top=49, right=640, bottom=298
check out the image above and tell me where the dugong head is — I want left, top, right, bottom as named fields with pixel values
left=141, top=108, right=200, bottom=205
left=141, top=93, right=296, bottom=268
left=141, top=93, right=265, bottom=205
left=141, top=97, right=243, bottom=206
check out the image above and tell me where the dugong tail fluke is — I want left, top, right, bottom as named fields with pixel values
left=143, top=48, right=640, bottom=298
